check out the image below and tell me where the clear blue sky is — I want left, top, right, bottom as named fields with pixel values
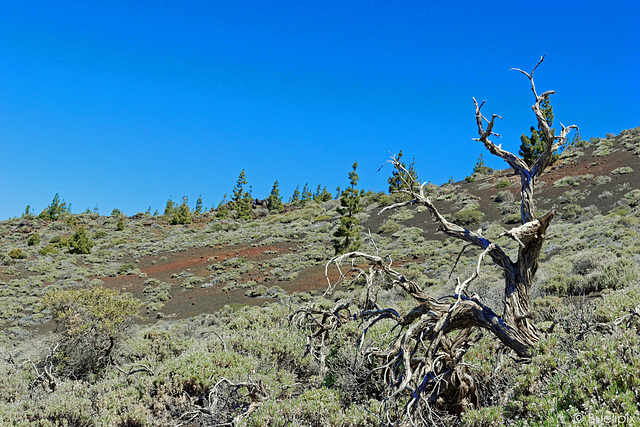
left=1, top=0, right=638, bottom=219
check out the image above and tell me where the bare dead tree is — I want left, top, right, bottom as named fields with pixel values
left=296, top=57, right=577, bottom=424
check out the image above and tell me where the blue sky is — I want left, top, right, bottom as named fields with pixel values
left=1, top=0, right=638, bottom=219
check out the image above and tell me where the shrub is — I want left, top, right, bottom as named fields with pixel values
left=542, top=257, right=638, bottom=296
left=596, top=282, right=640, bottom=322
left=623, top=189, right=640, bottom=207
left=68, top=228, right=94, bottom=254
left=43, top=287, right=142, bottom=379
left=116, top=217, right=126, bottom=231
left=378, top=221, right=402, bottom=234
left=8, top=248, right=27, bottom=260
left=118, top=262, right=138, bottom=275
left=505, top=213, right=521, bottom=224
left=553, top=174, right=593, bottom=188
left=591, top=175, right=612, bottom=186
left=453, top=208, right=485, bottom=225
left=494, top=190, right=514, bottom=204
left=608, top=206, right=630, bottom=217
left=64, top=215, right=78, bottom=227
left=27, top=233, right=41, bottom=246
left=561, top=203, right=584, bottom=220
left=611, top=166, right=633, bottom=175
left=496, top=180, right=510, bottom=188
left=39, top=245, right=59, bottom=256
left=370, top=191, right=393, bottom=207
left=93, top=230, right=108, bottom=239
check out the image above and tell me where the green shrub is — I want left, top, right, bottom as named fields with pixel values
left=507, top=327, right=640, bottom=424
left=93, top=230, right=108, bottom=239
left=623, top=189, right=640, bottom=207
left=245, top=284, right=268, bottom=297
left=596, top=282, right=640, bottom=322
left=116, top=217, right=126, bottom=231
left=118, top=262, right=138, bottom=275
left=378, top=221, right=402, bottom=234
left=64, top=215, right=78, bottom=227
left=611, top=166, right=633, bottom=175
left=453, top=208, right=485, bottom=225
left=561, top=203, right=585, bottom=220
left=27, top=233, right=41, bottom=246
left=8, top=248, right=27, bottom=260
left=592, top=175, right=612, bottom=186
left=43, top=287, right=142, bottom=379
left=370, top=191, right=394, bottom=207
left=608, top=206, right=630, bottom=217
left=542, top=257, right=638, bottom=296
left=494, top=190, right=514, bottom=204
left=553, top=174, right=593, bottom=188
left=39, top=245, right=59, bottom=256
left=460, top=406, right=503, bottom=426
left=68, top=228, right=94, bottom=254
left=496, top=179, right=510, bottom=188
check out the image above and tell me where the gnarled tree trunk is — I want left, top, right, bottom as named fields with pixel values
left=296, top=56, right=577, bottom=424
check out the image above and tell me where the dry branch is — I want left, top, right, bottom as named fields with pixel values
left=295, top=59, right=577, bottom=424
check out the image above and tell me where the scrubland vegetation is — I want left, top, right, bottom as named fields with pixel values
left=1, top=111, right=639, bottom=425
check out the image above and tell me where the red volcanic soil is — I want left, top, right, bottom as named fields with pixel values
left=97, top=146, right=640, bottom=323
left=99, top=241, right=338, bottom=321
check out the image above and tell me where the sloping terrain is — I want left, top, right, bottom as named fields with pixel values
left=4, top=130, right=638, bottom=327
left=0, top=127, right=639, bottom=425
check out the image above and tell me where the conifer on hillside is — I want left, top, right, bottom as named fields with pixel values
left=232, top=170, right=253, bottom=220
left=333, top=162, right=363, bottom=255
left=520, top=97, right=556, bottom=166
left=388, top=150, right=419, bottom=194
left=267, top=181, right=284, bottom=213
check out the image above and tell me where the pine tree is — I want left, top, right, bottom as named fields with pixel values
left=314, top=185, right=332, bottom=202
left=267, top=181, right=285, bottom=213
left=333, top=162, right=363, bottom=255
left=39, top=193, right=69, bottom=221
left=570, top=129, right=583, bottom=146
left=388, top=150, right=420, bottom=194
left=519, top=97, right=556, bottom=166
left=232, top=170, right=253, bottom=220
left=164, top=196, right=177, bottom=216
left=194, top=195, right=203, bottom=214
left=289, top=186, right=301, bottom=205
left=216, top=195, right=229, bottom=218
left=473, top=154, right=493, bottom=174
left=23, top=205, right=34, bottom=219
left=300, top=183, right=313, bottom=206
left=171, top=196, right=192, bottom=225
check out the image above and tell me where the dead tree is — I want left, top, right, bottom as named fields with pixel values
left=296, top=57, right=577, bottom=424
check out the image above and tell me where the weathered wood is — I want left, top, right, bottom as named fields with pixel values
left=298, top=58, right=577, bottom=424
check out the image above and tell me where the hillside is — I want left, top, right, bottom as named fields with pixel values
left=1, top=127, right=639, bottom=425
